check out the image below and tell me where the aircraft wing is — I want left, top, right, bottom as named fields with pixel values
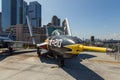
left=4, top=40, right=33, bottom=44
left=36, top=42, right=48, bottom=49
left=26, top=15, right=49, bottom=50
left=63, top=18, right=72, bottom=36
left=26, top=16, right=36, bottom=45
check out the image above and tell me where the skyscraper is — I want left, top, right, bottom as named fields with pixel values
left=2, top=0, right=16, bottom=31
left=52, top=15, right=60, bottom=26
left=2, top=0, right=28, bottom=31
left=16, top=0, right=23, bottom=24
left=0, top=12, right=2, bottom=32
left=28, top=1, right=41, bottom=27
left=23, top=1, right=28, bottom=25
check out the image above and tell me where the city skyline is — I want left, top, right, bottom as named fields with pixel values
left=1, top=0, right=42, bottom=31
left=0, top=0, right=120, bottom=40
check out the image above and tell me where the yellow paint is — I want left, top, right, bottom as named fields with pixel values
left=65, top=44, right=107, bottom=55
left=64, top=44, right=83, bottom=54
left=83, top=45, right=106, bottom=53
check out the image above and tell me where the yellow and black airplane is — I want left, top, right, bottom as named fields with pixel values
left=27, top=16, right=113, bottom=67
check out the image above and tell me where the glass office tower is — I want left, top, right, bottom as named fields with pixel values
left=23, top=1, right=28, bottom=25
left=17, top=0, right=23, bottom=24
left=2, top=0, right=15, bottom=31
left=0, top=12, right=2, bottom=32
left=28, top=1, right=41, bottom=27
left=2, top=0, right=27, bottom=31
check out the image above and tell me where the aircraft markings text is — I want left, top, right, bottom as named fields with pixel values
left=49, top=39, right=62, bottom=48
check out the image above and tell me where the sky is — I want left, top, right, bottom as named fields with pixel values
left=0, top=0, right=120, bottom=40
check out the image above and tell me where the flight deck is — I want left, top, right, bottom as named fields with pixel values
left=0, top=49, right=120, bottom=80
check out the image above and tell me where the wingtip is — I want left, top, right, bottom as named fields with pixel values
left=106, top=48, right=116, bottom=53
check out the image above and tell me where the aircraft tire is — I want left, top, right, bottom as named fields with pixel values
left=8, top=47, right=13, bottom=56
left=58, top=56, right=64, bottom=67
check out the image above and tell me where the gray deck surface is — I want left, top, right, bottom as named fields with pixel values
left=0, top=49, right=120, bottom=80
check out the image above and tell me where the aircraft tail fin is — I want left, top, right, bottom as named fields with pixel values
left=63, top=18, right=72, bottom=36
left=7, top=30, right=13, bottom=39
left=26, top=16, right=36, bottom=45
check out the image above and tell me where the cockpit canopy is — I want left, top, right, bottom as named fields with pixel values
left=51, top=30, right=64, bottom=36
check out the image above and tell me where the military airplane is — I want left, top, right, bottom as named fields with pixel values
left=0, top=32, right=15, bottom=53
left=27, top=16, right=113, bottom=67
left=0, top=31, right=32, bottom=55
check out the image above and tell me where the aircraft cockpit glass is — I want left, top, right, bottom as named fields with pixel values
left=51, top=30, right=64, bottom=36
left=71, top=36, right=83, bottom=44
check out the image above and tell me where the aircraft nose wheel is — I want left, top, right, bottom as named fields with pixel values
left=58, top=56, right=64, bottom=67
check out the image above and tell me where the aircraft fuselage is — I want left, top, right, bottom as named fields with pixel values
left=48, top=35, right=83, bottom=58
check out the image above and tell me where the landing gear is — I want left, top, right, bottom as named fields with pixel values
left=37, top=47, right=41, bottom=57
left=8, top=47, right=13, bottom=55
left=58, top=56, right=64, bottom=67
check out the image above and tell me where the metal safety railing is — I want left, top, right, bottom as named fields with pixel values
left=107, top=43, right=120, bottom=60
